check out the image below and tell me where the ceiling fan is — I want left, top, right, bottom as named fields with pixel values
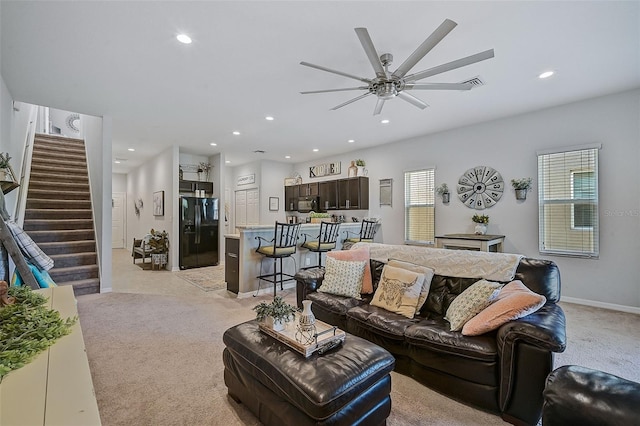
left=300, top=19, right=494, bottom=115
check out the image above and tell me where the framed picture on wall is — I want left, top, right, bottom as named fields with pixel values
left=269, top=197, right=279, bottom=211
left=153, top=191, right=164, bottom=216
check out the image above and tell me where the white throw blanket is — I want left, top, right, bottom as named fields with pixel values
left=354, top=243, right=523, bottom=282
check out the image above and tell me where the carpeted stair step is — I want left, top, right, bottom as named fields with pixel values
left=48, top=265, right=99, bottom=282
left=29, top=171, right=89, bottom=184
left=66, top=278, right=100, bottom=296
left=31, top=156, right=87, bottom=168
left=23, top=219, right=94, bottom=231
left=26, top=198, right=92, bottom=210
left=24, top=209, right=93, bottom=220
left=28, top=229, right=95, bottom=243
left=33, top=144, right=86, bottom=156
left=34, top=134, right=85, bottom=146
left=26, top=181, right=90, bottom=192
left=50, top=252, right=97, bottom=268
left=30, top=163, right=88, bottom=175
left=26, top=189, right=91, bottom=201
left=37, top=240, right=97, bottom=255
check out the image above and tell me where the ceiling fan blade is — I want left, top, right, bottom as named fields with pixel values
left=404, top=82, right=472, bottom=90
left=354, top=28, right=386, bottom=78
left=392, top=18, right=457, bottom=79
left=373, top=98, right=385, bottom=115
left=405, top=49, right=495, bottom=82
left=330, top=92, right=373, bottom=110
left=397, top=91, right=429, bottom=109
left=300, top=61, right=371, bottom=83
left=301, top=87, right=369, bottom=94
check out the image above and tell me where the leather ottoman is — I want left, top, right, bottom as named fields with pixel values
left=223, top=320, right=395, bottom=425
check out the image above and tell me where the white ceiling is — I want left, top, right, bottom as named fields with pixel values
left=2, top=1, right=638, bottom=174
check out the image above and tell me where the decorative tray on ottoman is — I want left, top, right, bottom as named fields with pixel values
left=258, top=316, right=346, bottom=358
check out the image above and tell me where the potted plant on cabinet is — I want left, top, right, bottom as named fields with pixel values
left=472, top=214, right=489, bottom=235
left=355, top=159, right=366, bottom=176
left=511, top=178, right=533, bottom=200
left=436, top=183, right=450, bottom=204
left=253, top=296, right=298, bottom=331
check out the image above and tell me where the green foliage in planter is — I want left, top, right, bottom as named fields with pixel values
left=355, top=159, right=366, bottom=167
left=0, top=286, right=77, bottom=380
left=309, top=211, right=331, bottom=218
left=0, top=152, right=11, bottom=169
left=511, top=177, right=532, bottom=190
left=472, top=214, right=489, bottom=224
left=253, top=296, right=298, bottom=323
left=436, top=183, right=449, bottom=195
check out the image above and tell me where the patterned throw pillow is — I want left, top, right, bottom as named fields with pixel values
left=318, top=257, right=367, bottom=299
left=444, top=279, right=503, bottom=331
left=327, top=247, right=373, bottom=294
left=462, top=280, right=546, bottom=336
left=387, top=259, right=435, bottom=315
left=370, top=264, right=425, bottom=319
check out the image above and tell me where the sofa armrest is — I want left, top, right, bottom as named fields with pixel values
left=497, top=303, right=567, bottom=354
left=496, top=303, right=567, bottom=422
left=294, top=267, right=325, bottom=309
left=543, top=365, right=640, bottom=426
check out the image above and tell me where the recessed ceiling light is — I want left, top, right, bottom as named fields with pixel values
left=265, top=116, right=274, bottom=121
left=313, top=148, right=319, bottom=152
left=380, top=119, right=390, bottom=124
left=348, top=139, right=355, bottom=143
left=176, top=34, right=192, bottom=44
left=127, top=148, right=135, bottom=152
left=539, top=71, right=554, bottom=79
left=210, top=142, right=217, bottom=146
left=225, top=160, right=231, bottom=164
left=285, top=155, right=291, bottom=159
left=232, top=131, right=240, bottom=135
left=114, top=160, right=121, bottom=164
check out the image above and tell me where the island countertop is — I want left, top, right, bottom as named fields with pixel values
left=230, top=221, right=380, bottom=296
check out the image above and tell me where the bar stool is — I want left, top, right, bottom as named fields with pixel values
left=255, top=221, right=301, bottom=297
left=300, top=221, right=341, bottom=268
left=343, top=219, right=378, bottom=248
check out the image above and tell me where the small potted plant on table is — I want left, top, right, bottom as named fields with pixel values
left=511, top=178, right=532, bottom=200
left=253, top=296, right=298, bottom=331
left=472, top=214, right=489, bottom=235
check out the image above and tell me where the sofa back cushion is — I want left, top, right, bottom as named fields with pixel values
left=514, top=258, right=561, bottom=303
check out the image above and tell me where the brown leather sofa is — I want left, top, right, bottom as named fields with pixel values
left=295, top=248, right=566, bottom=426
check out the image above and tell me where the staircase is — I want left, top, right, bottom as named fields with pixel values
left=22, top=133, right=100, bottom=295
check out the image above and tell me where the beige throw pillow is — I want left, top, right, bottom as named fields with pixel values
left=318, top=257, right=366, bottom=299
left=370, top=264, right=425, bottom=319
left=387, top=259, right=435, bottom=315
left=444, top=279, right=503, bottom=331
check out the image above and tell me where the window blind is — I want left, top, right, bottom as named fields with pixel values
left=404, top=169, right=435, bottom=244
left=537, top=147, right=599, bottom=257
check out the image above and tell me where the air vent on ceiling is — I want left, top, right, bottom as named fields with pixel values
left=114, top=157, right=128, bottom=162
left=254, top=150, right=265, bottom=154
left=459, top=76, right=485, bottom=88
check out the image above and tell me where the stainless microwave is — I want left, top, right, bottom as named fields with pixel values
left=298, top=197, right=318, bottom=213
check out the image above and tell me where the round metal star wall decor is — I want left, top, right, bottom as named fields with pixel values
left=457, top=166, right=504, bottom=210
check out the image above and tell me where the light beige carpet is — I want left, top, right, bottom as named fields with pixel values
left=77, top=290, right=640, bottom=426
left=176, top=264, right=226, bottom=291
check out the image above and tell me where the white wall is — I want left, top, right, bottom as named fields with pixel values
left=295, top=90, right=640, bottom=310
left=260, top=160, right=294, bottom=225
left=112, top=173, right=127, bottom=193
left=126, top=146, right=177, bottom=270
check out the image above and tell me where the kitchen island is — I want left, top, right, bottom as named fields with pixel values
left=228, top=222, right=377, bottom=296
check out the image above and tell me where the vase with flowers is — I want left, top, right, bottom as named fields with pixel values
left=472, top=214, right=489, bottom=235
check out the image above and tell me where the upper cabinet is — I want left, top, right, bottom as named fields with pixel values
left=337, top=177, right=369, bottom=210
left=179, top=180, right=213, bottom=196
left=285, top=177, right=368, bottom=211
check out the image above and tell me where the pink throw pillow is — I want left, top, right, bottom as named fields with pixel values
left=461, top=280, right=546, bottom=336
left=327, top=247, right=373, bottom=294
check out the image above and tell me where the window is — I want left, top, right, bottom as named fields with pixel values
left=537, top=146, right=600, bottom=257
left=404, top=169, right=435, bottom=244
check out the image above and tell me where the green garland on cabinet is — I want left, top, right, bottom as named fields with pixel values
left=0, top=286, right=77, bottom=381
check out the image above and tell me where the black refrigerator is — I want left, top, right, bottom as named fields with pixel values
left=179, top=196, right=219, bottom=269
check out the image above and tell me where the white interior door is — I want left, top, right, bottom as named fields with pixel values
left=235, top=190, right=247, bottom=232
left=246, top=188, right=259, bottom=225
left=112, top=192, right=125, bottom=248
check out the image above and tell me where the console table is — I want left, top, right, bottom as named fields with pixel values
left=435, top=234, right=505, bottom=253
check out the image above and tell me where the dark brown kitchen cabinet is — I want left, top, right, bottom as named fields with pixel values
left=179, top=180, right=213, bottom=195
left=337, top=177, right=369, bottom=210
left=225, top=237, right=239, bottom=294
left=319, top=180, right=338, bottom=210
left=298, top=182, right=319, bottom=197
left=285, top=185, right=298, bottom=211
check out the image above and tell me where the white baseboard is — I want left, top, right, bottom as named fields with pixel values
left=237, top=281, right=297, bottom=299
left=561, top=296, right=640, bottom=315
